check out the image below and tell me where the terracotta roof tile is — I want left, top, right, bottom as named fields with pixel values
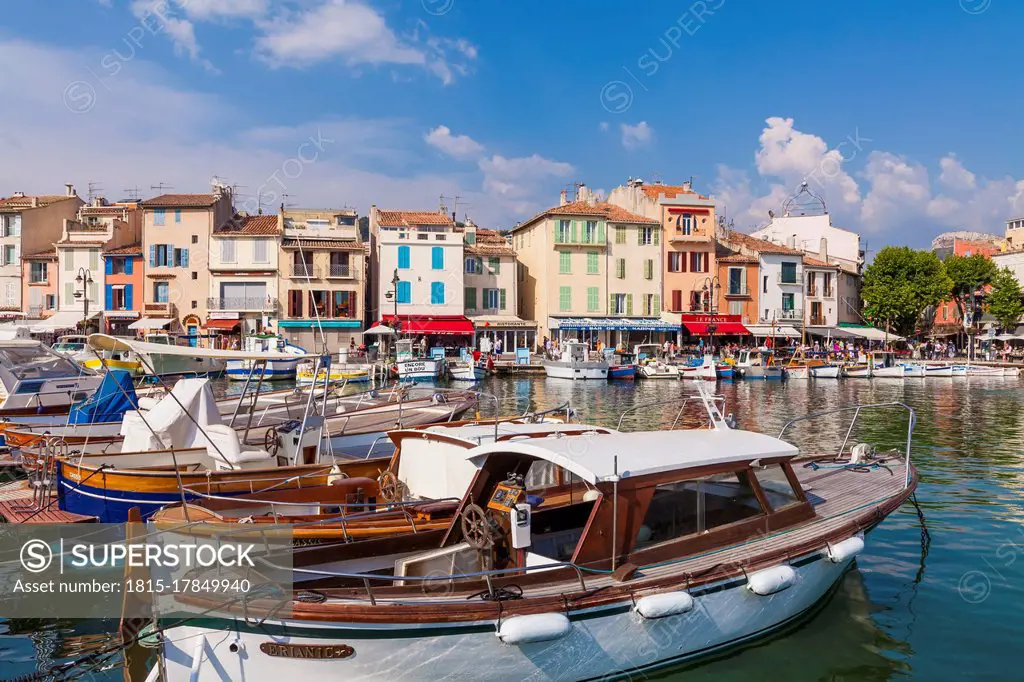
left=639, top=183, right=710, bottom=201
left=0, top=194, right=76, bottom=211
left=281, top=238, right=366, bottom=252
left=141, top=194, right=220, bottom=208
left=215, top=214, right=280, bottom=236
left=466, top=228, right=514, bottom=256
left=515, top=201, right=658, bottom=231
left=104, top=243, right=143, bottom=255
left=22, top=248, right=57, bottom=260
left=719, top=231, right=804, bottom=256
left=717, top=253, right=759, bottom=264
left=376, top=210, right=454, bottom=227
left=802, top=256, right=840, bottom=269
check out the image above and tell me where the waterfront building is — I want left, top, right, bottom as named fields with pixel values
left=462, top=219, right=536, bottom=351
left=931, top=231, right=1001, bottom=335
left=278, top=207, right=366, bottom=349
left=369, top=206, right=473, bottom=340
left=21, top=247, right=58, bottom=323
left=139, top=182, right=235, bottom=339
left=511, top=187, right=673, bottom=347
left=207, top=214, right=282, bottom=343
left=607, top=178, right=718, bottom=319
left=0, top=185, right=84, bottom=319
left=716, top=230, right=806, bottom=335
left=102, top=242, right=144, bottom=336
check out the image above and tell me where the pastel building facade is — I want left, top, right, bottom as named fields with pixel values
left=278, top=207, right=366, bottom=349
left=463, top=221, right=535, bottom=351
left=208, top=214, right=281, bottom=340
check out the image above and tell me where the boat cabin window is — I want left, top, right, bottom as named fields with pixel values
left=0, top=347, right=84, bottom=380
left=751, top=464, right=801, bottom=510
left=634, top=471, right=763, bottom=550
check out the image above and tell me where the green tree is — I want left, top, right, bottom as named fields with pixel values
left=986, top=267, right=1024, bottom=331
left=861, top=246, right=952, bottom=336
left=944, top=253, right=999, bottom=322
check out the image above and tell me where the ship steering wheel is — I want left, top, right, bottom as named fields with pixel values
left=461, top=503, right=499, bottom=550
left=264, top=426, right=280, bottom=456
left=377, top=470, right=401, bottom=503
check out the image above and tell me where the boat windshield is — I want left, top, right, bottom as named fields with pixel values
left=0, top=346, right=86, bottom=380
left=53, top=341, right=86, bottom=352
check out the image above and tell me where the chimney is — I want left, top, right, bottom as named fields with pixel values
left=787, top=234, right=796, bottom=249
left=65, top=183, right=76, bottom=197
left=31, top=197, right=38, bottom=208
left=559, top=189, right=568, bottom=206
left=277, top=212, right=284, bottom=232
left=12, top=191, right=25, bottom=198
left=452, top=211, right=456, bottom=223
left=820, top=237, right=828, bottom=262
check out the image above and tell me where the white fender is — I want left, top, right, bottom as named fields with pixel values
left=827, top=534, right=865, bottom=563
left=634, top=591, right=694, bottom=619
left=747, top=565, right=796, bottom=595
left=497, top=613, right=571, bottom=644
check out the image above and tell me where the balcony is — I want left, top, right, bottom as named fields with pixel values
left=289, top=263, right=319, bottom=279
left=553, top=230, right=606, bottom=247
left=823, top=287, right=835, bottom=298
left=326, top=263, right=353, bottom=279
left=29, top=277, right=49, bottom=285
left=669, top=228, right=709, bottom=242
left=777, top=272, right=803, bottom=286
left=724, top=285, right=751, bottom=298
left=806, top=286, right=818, bottom=298
left=765, top=308, right=803, bottom=322
left=285, top=224, right=358, bottom=241
left=207, top=297, right=278, bottom=312
left=145, top=302, right=177, bottom=317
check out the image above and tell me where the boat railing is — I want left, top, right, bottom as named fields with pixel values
left=777, top=402, right=916, bottom=489
left=616, top=393, right=727, bottom=431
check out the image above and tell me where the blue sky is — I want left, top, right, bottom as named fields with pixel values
left=1, top=0, right=1022, bottom=248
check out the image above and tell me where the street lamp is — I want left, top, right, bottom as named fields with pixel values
left=72, top=267, right=94, bottom=332
left=700, top=276, right=722, bottom=337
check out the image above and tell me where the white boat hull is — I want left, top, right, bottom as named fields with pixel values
left=449, top=363, right=486, bottom=382
left=543, top=359, right=608, bottom=380
left=162, top=554, right=856, bottom=682
left=965, top=365, right=1004, bottom=377
left=639, top=363, right=679, bottom=379
left=809, top=365, right=841, bottom=379
left=225, top=358, right=299, bottom=381
left=872, top=365, right=905, bottom=379
left=397, top=359, right=444, bottom=382
left=787, top=366, right=810, bottom=380
left=925, top=365, right=953, bottom=377
left=900, top=364, right=926, bottom=378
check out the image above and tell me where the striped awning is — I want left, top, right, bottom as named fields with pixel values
left=553, top=317, right=677, bottom=332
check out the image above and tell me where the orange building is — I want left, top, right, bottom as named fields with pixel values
left=22, top=247, right=58, bottom=320
left=715, top=248, right=759, bottom=323
left=932, top=234, right=1000, bottom=333
left=102, top=243, right=144, bottom=335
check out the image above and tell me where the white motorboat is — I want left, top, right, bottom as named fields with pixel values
left=159, top=392, right=919, bottom=682
left=449, top=359, right=486, bottom=382
left=0, top=339, right=102, bottom=416
left=846, top=352, right=904, bottom=379
left=130, top=333, right=227, bottom=377
left=395, top=339, right=444, bottom=382
left=809, top=364, right=843, bottom=379
left=543, top=340, right=609, bottom=380
left=226, top=334, right=305, bottom=381
left=924, top=364, right=953, bottom=377
left=900, top=363, right=926, bottom=378
left=735, top=348, right=784, bottom=380
left=634, top=344, right=677, bottom=379
left=678, top=354, right=717, bottom=381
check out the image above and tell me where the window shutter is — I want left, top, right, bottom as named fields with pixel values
left=597, top=222, right=605, bottom=244
left=105, top=258, right=113, bottom=276
left=181, top=249, right=189, bottom=267
left=608, top=293, right=615, bottom=313
left=571, top=220, right=578, bottom=243
left=644, top=259, right=652, bottom=280
left=125, top=284, right=133, bottom=310
left=626, top=294, right=633, bottom=315
left=104, top=284, right=112, bottom=310
left=637, top=227, right=643, bottom=245
left=465, top=287, right=476, bottom=309
left=652, top=294, right=660, bottom=315
left=653, top=228, right=660, bottom=245
left=499, top=288, right=507, bottom=310
left=680, top=252, right=688, bottom=273
left=149, top=245, right=156, bottom=267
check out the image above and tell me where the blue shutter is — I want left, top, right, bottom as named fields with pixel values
left=431, top=246, right=444, bottom=270
left=104, top=284, right=113, bottom=310
left=125, top=257, right=133, bottom=275
left=125, top=284, right=133, bottom=310
left=397, top=280, right=411, bottom=303
left=398, top=245, right=410, bottom=269
left=149, top=245, right=156, bottom=267
left=105, top=258, right=113, bottom=275
left=174, top=209, right=182, bottom=223
left=154, top=209, right=165, bottom=226
left=431, top=281, right=445, bottom=305
left=181, top=249, right=189, bottom=267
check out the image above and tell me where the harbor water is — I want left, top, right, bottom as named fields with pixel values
left=2, top=375, right=1023, bottom=681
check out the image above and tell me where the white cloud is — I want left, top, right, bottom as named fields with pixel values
left=599, top=121, right=609, bottom=132
left=253, top=0, right=473, bottom=83
left=620, top=121, right=652, bottom=151
left=712, top=117, right=1024, bottom=242
left=479, top=154, right=574, bottom=214
left=181, top=0, right=270, bottom=21
left=424, top=126, right=484, bottom=160
left=129, top=0, right=218, bottom=73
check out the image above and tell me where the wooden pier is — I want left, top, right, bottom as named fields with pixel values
left=0, top=481, right=97, bottom=524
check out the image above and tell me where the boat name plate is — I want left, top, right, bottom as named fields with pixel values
left=259, top=642, right=355, bottom=659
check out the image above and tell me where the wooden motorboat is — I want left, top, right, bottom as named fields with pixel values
left=678, top=353, right=717, bottom=381
left=225, top=334, right=306, bottom=381
left=846, top=351, right=904, bottom=379
left=159, top=393, right=919, bottom=682
left=735, top=348, right=784, bottom=380
left=634, top=344, right=676, bottom=379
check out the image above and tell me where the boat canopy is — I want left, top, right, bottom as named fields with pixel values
left=466, top=429, right=799, bottom=484
left=87, top=334, right=318, bottom=361
left=68, top=369, right=139, bottom=424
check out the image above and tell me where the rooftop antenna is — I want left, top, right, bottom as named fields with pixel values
left=651, top=170, right=661, bottom=184
left=150, top=182, right=174, bottom=194
left=86, top=181, right=104, bottom=203
left=123, top=186, right=142, bottom=201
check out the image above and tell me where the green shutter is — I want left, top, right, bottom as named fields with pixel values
left=587, top=252, right=598, bottom=274
left=559, top=252, right=571, bottom=274
left=608, top=293, right=615, bottom=314
left=554, top=221, right=562, bottom=244
left=637, top=226, right=643, bottom=245
left=653, top=227, right=660, bottom=245
left=490, top=257, right=500, bottom=274
left=560, top=286, right=571, bottom=311
left=597, top=221, right=605, bottom=244
left=571, top=220, right=578, bottom=243
left=644, top=259, right=652, bottom=280
left=626, top=294, right=633, bottom=315
left=465, top=287, right=476, bottom=310
left=652, top=294, right=661, bottom=315
left=499, top=288, right=506, bottom=310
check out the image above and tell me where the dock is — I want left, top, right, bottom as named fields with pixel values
left=0, top=481, right=97, bottom=523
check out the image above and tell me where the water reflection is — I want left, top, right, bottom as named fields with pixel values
left=4, top=376, right=1024, bottom=680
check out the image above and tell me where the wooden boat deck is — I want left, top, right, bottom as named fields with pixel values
left=312, top=452, right=912, bottom=605
left=0, top=485, right=97, bottom=523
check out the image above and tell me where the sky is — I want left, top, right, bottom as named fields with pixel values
left=2, top=0, right=1023, bottom=251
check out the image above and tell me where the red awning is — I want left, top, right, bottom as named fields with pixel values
left=682, top=321, right=750, bottom=336
left=380, top=315, right=474, bottom=336
left=206, top=319, right=241, bottom=331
